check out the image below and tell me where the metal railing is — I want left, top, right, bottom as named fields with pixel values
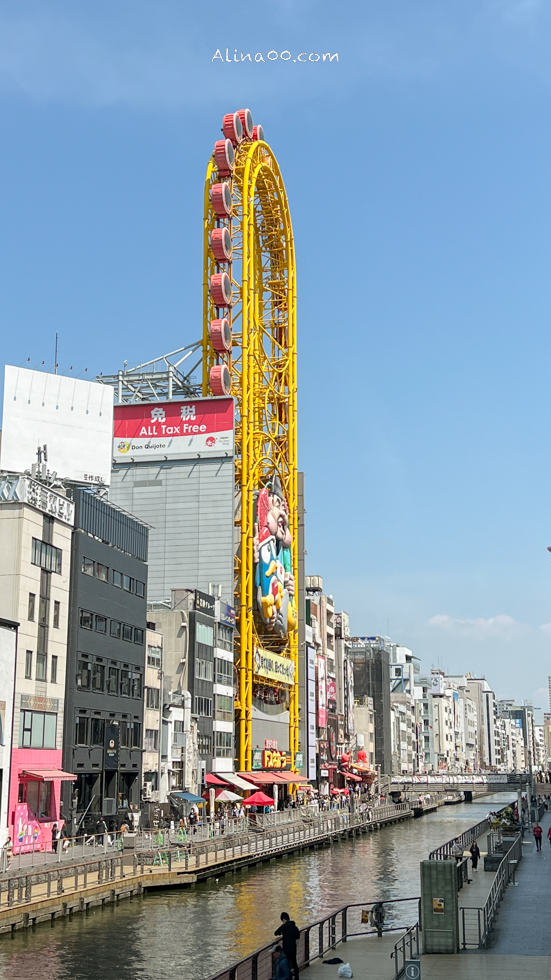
left=391, top=923, right=420, bottom=980
left=460, top=831, right=522, bottom=949
left=0, top=804, right=412, bottom=908
left=428, top=803, right=512, bottom=860
left=3, top=832, right=125, bottom=873
left=205, top=898, right=420, bottom=980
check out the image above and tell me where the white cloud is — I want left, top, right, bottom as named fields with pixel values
left=428, top=613, right=521, bottom=640
left=539, top=623, right=551, bottom=635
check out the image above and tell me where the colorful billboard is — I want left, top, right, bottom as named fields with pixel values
left=253, top=648, right=295, bottom=686
left=1, top=366, right=113, bottom=485
left=113, top=397, right=234, bottom=462
left=253, top=474, right=297, bottom=637
left=318, top=654, right=327, bottom=728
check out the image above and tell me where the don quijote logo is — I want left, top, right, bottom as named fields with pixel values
left=117, top=441, right=130, bottom=453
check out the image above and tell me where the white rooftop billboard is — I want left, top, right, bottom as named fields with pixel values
left=1, top=366, right=113, bottom=485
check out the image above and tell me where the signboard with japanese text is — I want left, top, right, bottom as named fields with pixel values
left=113, top=397, right=234, bottom=462
left=318, top=655, right=327, bottom=728
left=262, top=749, right=290, bottom=769
left=252, top=748, right=263, bottom=769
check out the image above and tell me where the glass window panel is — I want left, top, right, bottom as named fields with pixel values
left=122, top=624, right=133, bottom=642
left=96, top=563, right=108, bottom=582
left=82, top=557, right=94, bottom=576
left=28, top=593, right=35, bottom=621
left=92, top=663, right=105, bottom=692
left=110, top=620, right=121, bottom=639
left=107, top=667, right=119, bottom=695
left=123, top=575, right=133, bottom=592
left=30, top=712, right=44, bottom=748
left=80, top=609, right=93, bottom=630
left=120, top=670, right=131, bottom=697
left=36, top=652, right=47, bottom=681
left=95, top=615, right=107, bottom=634
left=91, top=718, right=105, bottom=745
left=53, top=601, right=60, bottom=629
left=25, top=650, right=32, bottom=680
left=43, top=713, right=56, bottom=748
left=133, top=628, right=144, bottom=645
left=113, top=570, right=122, bottom=588
left=51, top=656, right=58, bottom=684
left=135, top=580, right=145, bottom=598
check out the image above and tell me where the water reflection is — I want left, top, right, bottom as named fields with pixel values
left=0, top=795, right=510, bottom=980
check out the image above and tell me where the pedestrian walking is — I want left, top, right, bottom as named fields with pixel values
left=2, top=837, right=12, bottom=871
left=469, top=840, right=481, bottom=871
left=547, top=826, right=551, bottom=848
left=51, top=822, right=60, bottom=854
left=274, top=912, right=300, bottom=980
left=533, top=822, right=543, bottom=851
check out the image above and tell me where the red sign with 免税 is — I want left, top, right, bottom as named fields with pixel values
left=113, top=398, right=234, bottom=462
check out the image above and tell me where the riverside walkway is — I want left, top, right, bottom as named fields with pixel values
left=0, top=803, right=412, bottom=935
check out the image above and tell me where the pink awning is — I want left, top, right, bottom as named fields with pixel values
left=21, top=769, right=76, bottom=782
left=205, top=773, right=229, bottom=787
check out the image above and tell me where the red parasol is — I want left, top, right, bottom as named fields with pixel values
left=242, top=791, right=274, bottom=807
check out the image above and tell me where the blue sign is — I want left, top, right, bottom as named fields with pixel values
left=219, top=601, right=236, bottom=628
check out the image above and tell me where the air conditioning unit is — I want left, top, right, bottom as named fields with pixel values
left=104, top=798, right=116, bottom=816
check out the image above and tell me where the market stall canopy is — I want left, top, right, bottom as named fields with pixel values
left=171, top=792, right=205, bottom=804
left=237, top=771, right=288, bottom=786
left=218, top=773, right=258, bottom=792
left=215, top=789, right=242, bottom=802
left=21, top=769, right=76, bottom=781
left=242, top=791, right=274, bottom=807
left=271, top=772, right=311, bottom=784
left=205, top=773, right=228, bottom=787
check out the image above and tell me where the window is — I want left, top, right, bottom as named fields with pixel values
left=53, top=601, right=60, bottom=629
left=96, top=563, right=108, bottom=582
left=123, top=575, right=133, bottom=593
left=215, top=694, right=233, bottom=722
left=95, top=615, right=107, bottom=634
left=82, top=557, right=94, bottom=576
left=196, top=622, right=214, bottom=646
left=25, top=650, right=32, bottom=680
left=174, top=720, right=184, bottom=734
left=110, top=620, right=121, bottom=639
left=20, top=711, right=56, bottom=749
left=50, top=656, right=58, bottom=684
left=119, top=722, right=130, bottom=748
left=92, top=662, right=105, bottom=692
left=112, top=570, right=122, bottom=588
left=38, top=570, right=50, bottom=657
left=193, top=696, right=212, bottom=717
left=132, top=672, right=142, bottom=699
left=146, top=687, right=160, bottom=710
left=135, top=580, right=145, bottom=598
left=120, top=670, right=131, bottom=697
left=215, top=658, right=233, bottom=686
left=77, top=659, right=92, bottom=690
left=215, top=731, right=233, bottom=758
left=122, top=624, right=133, bottom=642
left=198, top=733, right=212, bottom=755
left=28, top=593, right=36, bottom=621
left=145, top=729, right=158, bottom=751
left=32, top=538, right=62, bottom=574
left=132, top=722, right=141, bottom=747
left=91, top=717, right=104, bottom=745
left=195, top=658, right=213, bottom=682
left=75, top=716, right=88, bottom=746
left=80, top=609, right=93, bottom=630
left=147, top=645, right=162, bottom=668
left=107, top=666, right=119, bottom=695
left=36, top=652, right=47, bottom=681
left=215, top=624, right=233, bottom=652
left=133, top=627, right=144, bottom=645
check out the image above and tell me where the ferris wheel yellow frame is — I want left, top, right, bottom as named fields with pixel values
left=202, top=138, right=298, bottom=773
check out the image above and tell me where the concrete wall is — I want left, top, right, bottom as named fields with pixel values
left=110, top=458, right=234, bottom=604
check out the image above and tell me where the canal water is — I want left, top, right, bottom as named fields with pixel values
left=0, top=794, right=510, bottom=980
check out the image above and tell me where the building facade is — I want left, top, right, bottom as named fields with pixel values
left=63, top=490, right=148, bottom=830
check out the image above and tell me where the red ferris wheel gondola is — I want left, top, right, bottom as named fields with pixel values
left=222, top=112, right=243, bottom=145
left=210, top=271, right=232, bottom=306
left=209, top=318, right=231, bottom=353
left=237, top=109, right=254, bottom=140
left=210, top=182, right=232, bottom=218
left=209, top=364, right=231, bottom=396
left=210, top=227, right=232, bottom=263
left=214, top=139, right=235, bottom=176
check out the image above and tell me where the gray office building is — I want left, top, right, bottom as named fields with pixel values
left=63, top=490, right=148, bottom=831
left=346, top=636, right=392, bottom=775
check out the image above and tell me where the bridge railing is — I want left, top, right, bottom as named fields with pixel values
left=428, top=803, right=512, bottom=860
left=205, top=898, right=421, bottom=980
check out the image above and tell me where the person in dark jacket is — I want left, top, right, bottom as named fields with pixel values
left=469, top=840, right=480, bottom=870
left=274, top=912, right=300, bottom=980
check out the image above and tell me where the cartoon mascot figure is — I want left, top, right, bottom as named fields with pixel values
left=253, top=475, right=297, bottom=635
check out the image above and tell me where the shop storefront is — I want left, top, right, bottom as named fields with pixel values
left=9, top=750, right=76, bottom=853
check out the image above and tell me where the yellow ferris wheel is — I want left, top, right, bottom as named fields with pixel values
left=202, top=109, right=298, bottom=773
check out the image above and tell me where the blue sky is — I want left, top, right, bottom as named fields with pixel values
left=1, top=0, right=550, bottom=703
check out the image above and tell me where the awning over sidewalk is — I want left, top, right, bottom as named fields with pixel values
left=205, top=773, right=229, bottom=787
left=270, top=772, right=311, bottom=784
left=21, top=769, right=76, bottom=782
left=217, top=773, right=258, bottom=792
left=344, top=772, right=362, bottom=782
